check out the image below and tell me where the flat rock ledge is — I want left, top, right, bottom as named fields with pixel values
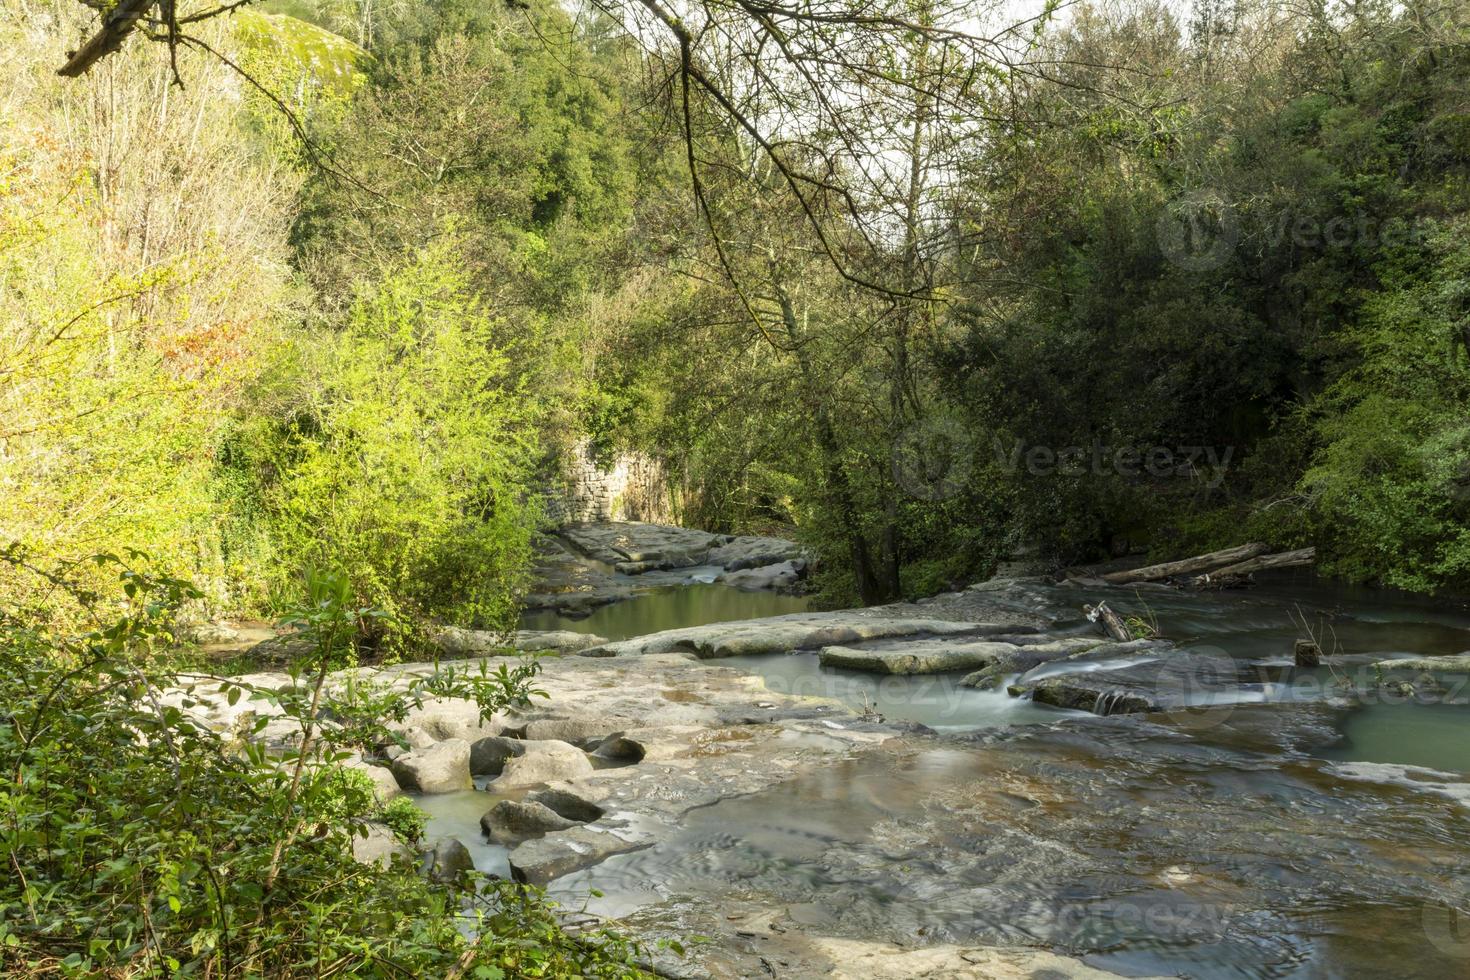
left=584, top=612, right=1009, bottom=660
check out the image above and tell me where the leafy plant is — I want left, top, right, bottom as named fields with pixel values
left=0, top=550, right=651, bottom=977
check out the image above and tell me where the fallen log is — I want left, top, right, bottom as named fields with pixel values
left=1101, top=543, right=1270, bottom=585
left=1189, top=547, right=1316, bottom=586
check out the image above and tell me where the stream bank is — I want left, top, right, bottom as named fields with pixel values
left=177, top=523, right=1470, bottom=978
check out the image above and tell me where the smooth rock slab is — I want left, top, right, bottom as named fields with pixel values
left=390, top=738, right=473, bottom=793
left=818, top=640, right=1020, bottom=675
left=588, top=612, right=1004, bottom=660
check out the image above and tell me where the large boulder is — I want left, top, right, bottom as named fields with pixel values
left=398, top=699, right=502, bottom=743
left=491, top=740, right=594, bottom=789
left=480, top=800, right=578, bottom=842
left=707, top=534, right=804, bottom=571
left=390, top=738, right=473, bottom=793
left=521, top=716, right=633, bottom=745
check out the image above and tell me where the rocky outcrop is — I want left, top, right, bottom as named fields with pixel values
left=509, top=826, right=647, bottom=886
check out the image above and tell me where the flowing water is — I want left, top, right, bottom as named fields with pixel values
left=487, top=570, right=1470, bottom=976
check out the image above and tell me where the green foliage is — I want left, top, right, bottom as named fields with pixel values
left=239, top=244, right=545, bottom=650
left=0, top=551, right=650, bottom=977
left=378, top=796, right=429, bottom=846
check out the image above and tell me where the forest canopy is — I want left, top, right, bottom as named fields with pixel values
left=14, top=0, right=1470, bottom=610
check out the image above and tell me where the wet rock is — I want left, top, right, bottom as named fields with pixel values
left=491, top=740, right=594, bottom=789
left=390, top=738, right=473, bottom=793
left=480, top=799, right=578, bottom=841
left=1295, top=639, right=1322, bottom=667
left=960, top=637, right=1114, bottom=688
left=818, top=640, right=1021, bottom=675
left=351, top=821, right=409, bottom=868
left=421, top=837, right=474, bottom=882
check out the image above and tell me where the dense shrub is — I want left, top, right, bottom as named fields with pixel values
left=0, top=550, right=651, bottom=977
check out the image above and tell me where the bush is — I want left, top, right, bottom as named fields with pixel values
left=238, top=243, right=546, bottom=651
left=0, top=550, right=652, bottom=977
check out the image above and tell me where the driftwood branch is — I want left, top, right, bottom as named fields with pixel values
left=1101, top=543, right=1269, bottom=585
